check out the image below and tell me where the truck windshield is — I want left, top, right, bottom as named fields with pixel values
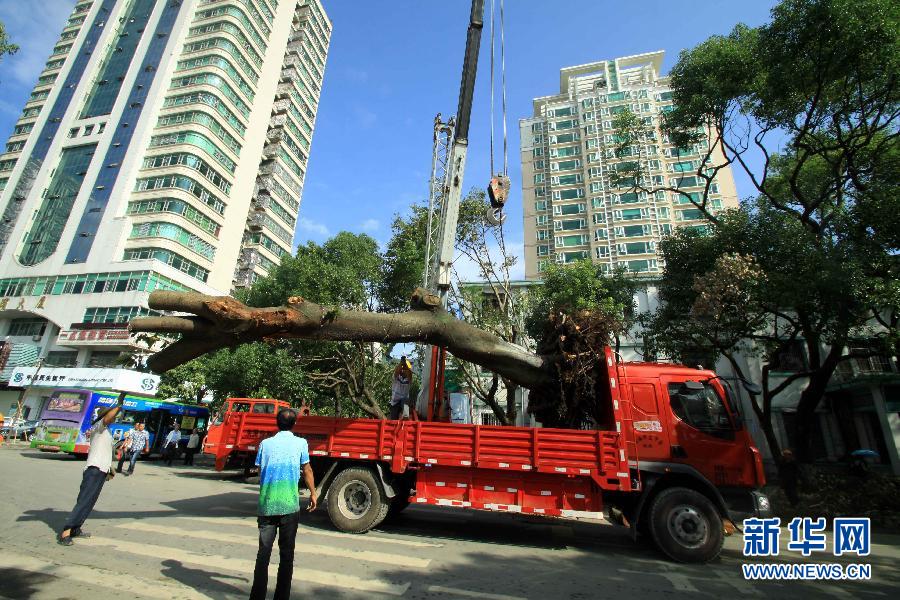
left=667, top=382, right=732, bottom=431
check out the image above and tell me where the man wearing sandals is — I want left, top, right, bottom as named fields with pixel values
left=58, top=397, right=123, bottom=546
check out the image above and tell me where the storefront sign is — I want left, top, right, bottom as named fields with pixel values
left=9, top=367, right=160, bottom=395
left=57, top=328, right=135, bottom=346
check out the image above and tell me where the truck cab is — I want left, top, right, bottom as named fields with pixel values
left=203, top=398, right=290, bottom=469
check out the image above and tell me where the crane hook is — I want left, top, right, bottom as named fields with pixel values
left=486, top=173, right=510, bottom=225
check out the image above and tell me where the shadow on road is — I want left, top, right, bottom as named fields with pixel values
left=0, top=568, right=55, bottom=599
left=160, top=559, right=248, bottom=597
left=18, top=490, right=260, bottom=534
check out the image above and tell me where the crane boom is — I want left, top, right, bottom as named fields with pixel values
left=416, top=0, right=485, bottom=419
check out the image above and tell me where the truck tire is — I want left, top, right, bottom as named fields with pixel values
left=326, top=467, right=387, bottom=534
left=648, top=486, right=724, bottom=563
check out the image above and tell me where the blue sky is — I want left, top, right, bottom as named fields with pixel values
left=0, top=0, right=778, bottom=279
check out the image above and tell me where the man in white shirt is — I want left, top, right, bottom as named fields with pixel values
left=163, top=425, right=181, bottom=466
left=183, top=428, right=200, bottom=466
left=58, top=399, right=123, bottom=546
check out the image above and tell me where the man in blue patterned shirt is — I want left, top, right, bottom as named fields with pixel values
left=250, top=408, right=316, bottom=600
left=116, top=422, right=148, bottom=476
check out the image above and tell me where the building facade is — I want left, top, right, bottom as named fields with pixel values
left=521, top=51, right=738, bottom=279
left=0, top=0, right=330, bottom=417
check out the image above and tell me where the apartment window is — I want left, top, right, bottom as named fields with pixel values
left=44, top=351, right=78, bottom=367
left=532, top=148, right=544, bottom=157
left=625, top=259, right=656, bottom=273
left=561, top=251, right=589, bottom=263
left=554, top=203, right=585, bottom=216
left=7, top=318, right=48, bottom=337
left=533, top=160, right=545, bottom=170
left=535, top=215, right=549, bottom=226
left=621, top=224, right=649, bottom=237
left=558, top=219, right=586, bottom=231
left=533, top=173, right=544, bottom=184
left=536, top=229, right=550, bottom=240
left=678, top=208, right=704, bottom=221
left=129, top=222, right=216, bottom=260
left=594, top=229, right=607, bottom=241
left=83, top=125, right=94, bottom=136
left=534, top=200, right=548, bottom=211
left=595, top=246, right=609, bottom=258
left=536, top=245, right=549, bottom=256
left=122, top=247, right=210, bottom=282
left=68, top=128, right=80, bottom=138
left=87, top=351, right=122, bottom=368
left=553, top=189, right=584, bottom=202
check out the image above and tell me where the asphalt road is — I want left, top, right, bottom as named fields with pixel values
left=1, top=444, right=898, bottom=599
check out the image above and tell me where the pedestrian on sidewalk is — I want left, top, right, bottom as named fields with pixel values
left=183, top=428, right=200, bottom=466
left=116, top=422, right=148, bottom=476
left=163, top=426, right=181, bottom=466
left=58, top=396, right=124, bottom=546
left=249, top=407, right=317, bottom=600
left=390, top=356, right=412, bottom=420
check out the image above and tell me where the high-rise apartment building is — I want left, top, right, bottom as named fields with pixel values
left=520, top=51, right=738, bottom=279
left=0, top=0, right=330, bottom=410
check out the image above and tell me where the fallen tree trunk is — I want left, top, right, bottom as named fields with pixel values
left=130, top=291, right=555, bottom=390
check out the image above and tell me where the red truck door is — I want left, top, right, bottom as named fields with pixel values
left=660, top=377, right=747, bottom=486
left=625, top=378, right=671, bottom=462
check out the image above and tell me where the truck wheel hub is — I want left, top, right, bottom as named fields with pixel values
left=668, top=505, right=708, bottom=547
left=339, top=482, right=372, bottom=519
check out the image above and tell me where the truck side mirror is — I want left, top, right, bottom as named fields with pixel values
left=683, top=380, right=704, bottom=391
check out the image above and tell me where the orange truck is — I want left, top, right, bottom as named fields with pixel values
left=204, top=347, right=770, bottom=562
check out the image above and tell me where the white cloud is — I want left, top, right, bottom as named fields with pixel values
left=360, top=218, right=380, bottom=232
left=0, top=0, right=72, bottom=87
left=297, top=216, right=330, bottom=237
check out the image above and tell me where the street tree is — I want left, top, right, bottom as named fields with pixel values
left=613, top=0, right=899, bottom=459
left=0, top=20, right=18, bottom=61
left=525, top=261, right=637, bottom=427
left=243, top=232, right=395, bottom=419
left=449, top=190, right=535, bottom=425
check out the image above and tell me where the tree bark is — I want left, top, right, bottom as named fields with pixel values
left=792, top=343, right=844, bottom=462
left=131, top=292, right=554, bottom=391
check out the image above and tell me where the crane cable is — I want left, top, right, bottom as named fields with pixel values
left=489, top=0, right=509, bottom=177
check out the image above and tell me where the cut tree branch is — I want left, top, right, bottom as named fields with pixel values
left=131, top=291, right=554, bottom=390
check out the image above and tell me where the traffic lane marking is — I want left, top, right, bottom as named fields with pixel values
left=114, top=519, right=431, bottom=567
left=0, top=550, right=214, bottom=599
left=425, top=585, right=527, bottom=600
left=76, top=536, right=410, bottom=596
left=177, top=514, right=444, bottom=548
left=114, top=520, right=432, bottom=568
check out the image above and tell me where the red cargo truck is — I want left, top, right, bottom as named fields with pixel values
left=204, top=347, right=770, bottom=562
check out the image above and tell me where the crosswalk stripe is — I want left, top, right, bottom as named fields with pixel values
left=0, top=550, right=213, bottom=599
left=77, top=536, right=410, bottom=596
left=177, top=515, right=443, bottom=548
left=425, top=585, right=527, bottom=600
left=114, top=521, right=431, bottom=568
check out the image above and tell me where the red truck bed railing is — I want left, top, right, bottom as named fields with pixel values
left=208, top=413, right=634, bottom=492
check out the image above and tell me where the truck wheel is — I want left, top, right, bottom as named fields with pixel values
left=326, top=467, right=386, bottom=534
left=648, top=487, right=724, bottom=563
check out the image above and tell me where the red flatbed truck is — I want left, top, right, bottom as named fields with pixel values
left=204, top=347, right=771, bottom=562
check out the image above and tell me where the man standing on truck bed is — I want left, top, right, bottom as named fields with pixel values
left=390, top=356, right=412, bottom=420
left=250, top=407, right=317, bottom=600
